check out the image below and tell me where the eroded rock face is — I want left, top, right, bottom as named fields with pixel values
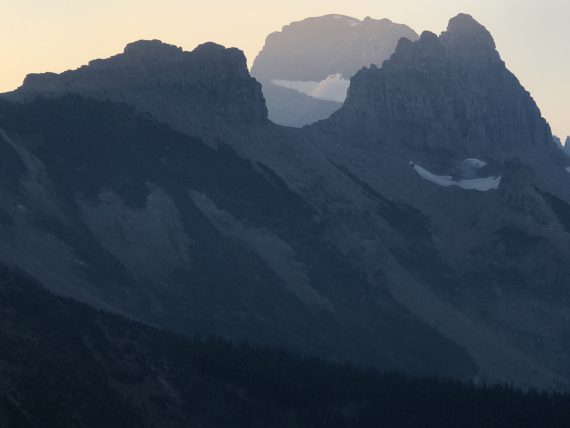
left=6, top=40, right=268, bottom=133
left=321, top=14, right=554, bottom=157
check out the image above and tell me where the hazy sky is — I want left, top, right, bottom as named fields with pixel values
left=1, top=0, right=568, bottom=137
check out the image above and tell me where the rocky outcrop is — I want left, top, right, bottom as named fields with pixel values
left=5, top=40, right=268, bottom=135
left=320, top=14, right=554, bottom=157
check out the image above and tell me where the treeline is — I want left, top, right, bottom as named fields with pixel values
left=0, top=267, right=569, bottom=427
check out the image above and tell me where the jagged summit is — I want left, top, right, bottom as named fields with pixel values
left=443, top=13, right=495, bottom=47
left=440, top=14, right=500, bottom=66
left=6, top=40, right=267, bottom=132
left=385, top=15, right=500, bottom=72
left=252, top=14, right=418, bottom=82
left=318, top=14, right=553, bottom=157
left=20, top=40, right=253, bottom=88
left=123, top=39, right=183, bottom=57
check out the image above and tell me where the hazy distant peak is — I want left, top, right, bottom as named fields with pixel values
left=252, top=14, right=418, bottom=82
left=251, top=13, right=418, bottom=126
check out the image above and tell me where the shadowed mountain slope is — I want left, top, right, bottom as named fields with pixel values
left=2, top=267, right=569, bottom=428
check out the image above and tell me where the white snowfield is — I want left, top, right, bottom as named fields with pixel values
left=272, top=74, right=350, bottom=103
left=410, top=161, right=501, bottom=192
left=462, top=158, right=487, bottom=168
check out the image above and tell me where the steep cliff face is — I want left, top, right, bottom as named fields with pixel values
left=6, top=40, right=268, bottom=135
left=321, top=14, right=554, bottom=157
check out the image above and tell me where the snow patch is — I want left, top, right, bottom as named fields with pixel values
left=348, top=20, right=360, bottom=27
left=565, top=166, right=570, bottom=174
left=272, top=74, right=349, bottom=103
left=410, top=162, right=500, bottom=192
left=462, top=158, right=487, bottom=169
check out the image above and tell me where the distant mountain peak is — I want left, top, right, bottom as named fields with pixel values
left=251, top=13, right=418, bottom=126
left=252, top=14, right=418, bottom=82
left=440, top=14, right=500, bottom=65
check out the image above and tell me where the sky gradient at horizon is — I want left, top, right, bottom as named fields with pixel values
left=1, top=0, right=567, bottom=138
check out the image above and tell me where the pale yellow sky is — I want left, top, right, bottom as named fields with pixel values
left=1, top=0, right=568, bottom=137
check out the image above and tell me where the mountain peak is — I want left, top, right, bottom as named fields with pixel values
left=252, top=14, right=418, bottom=82
left=440, top=14, right=499, bottom=65
left=445, top=13, right=494, bottom=44
left=318, top=15, right=552, bottom=156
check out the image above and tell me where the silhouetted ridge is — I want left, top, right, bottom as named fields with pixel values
left=123, top=38, right=183, bottom=57
left=9, top=39, right=268, bottom=130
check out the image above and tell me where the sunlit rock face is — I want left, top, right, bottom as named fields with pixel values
left=251, top=14, right=418, bottom=127
left=320, top=14, right=554, bottom=158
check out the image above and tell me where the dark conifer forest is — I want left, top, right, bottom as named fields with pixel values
left=1, top=267, right=569, bottom=428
